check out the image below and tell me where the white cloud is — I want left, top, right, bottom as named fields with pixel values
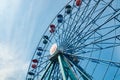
left=0, top=0, right=68, bottom=80
left=0, top=43, right=29, bottom=80
left=0, top=0, right=21, bottom=43
left=0, top=0, right=45, bottom=79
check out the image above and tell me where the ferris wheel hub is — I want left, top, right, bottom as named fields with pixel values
left=49, top=43, right=64, bottom=61
left=50, top=43, right=58, bottom=55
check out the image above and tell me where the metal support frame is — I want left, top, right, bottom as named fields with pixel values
left=46, top=62, right=55, bottom=80
left=58, top=55, right=78, bottom=80
left=67, top=57, right=92, bottom=80
left=41, top=62, right=53, bottom=80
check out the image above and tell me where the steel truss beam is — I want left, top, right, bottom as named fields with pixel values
left=58, top=55, right=78, bottom=80
left=65, top=55, right=92, bottom=80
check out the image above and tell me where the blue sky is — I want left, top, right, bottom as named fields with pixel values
left=0, top=0, right=68, bottom=80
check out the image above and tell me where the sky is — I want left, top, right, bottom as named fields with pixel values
left=0, top=0, right=68, bottom=80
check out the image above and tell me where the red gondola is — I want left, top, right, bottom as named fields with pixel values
left=50, top=29, right=55, bottom=33
left=76, top=0, right=82, bottom=6
left=32, top=64, right=37, bottom=69
left=32, top=59, right=38, bottom=63
left=50, top=24, right=55, bottom=29
left=50, top=24, right=55, bottom=33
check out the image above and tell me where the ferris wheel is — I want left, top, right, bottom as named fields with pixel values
left=26, top=0, right=120, bottom=80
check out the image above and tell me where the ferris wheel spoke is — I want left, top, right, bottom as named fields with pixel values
left=45, top=62, right=56, bottom=80
left=33, top=62, right=50, bottom=78
left=67, top=0, right=104, bottom=38
left=67, top=14, right=119, bottom=47
left=74, top=12, right=116, bottom=39
left=56, top=65, right=62, bottom=80
left=77, top=1, right=92, bottom=21
left=65, top=56, right=92, bottom=80
left=68, top=0, right=114, bottom=43
left=37, top=55, right=50, bottom=59
left=66, top=43, right=108, bottom=55
left=73, top=25, right=120, bottom=50
left=63, top=9, right=82, bottom=42
left=84, top=24, right=120, bottom=40
left=40, top=61, right=54, bottom=79
left=60, top=11, right=72, bottom=45
left=44, top=38, right=54, bottom=45
left=68, top=46, right=111, bottom=56
left=54, top=64, right=61, bottom=79
left=81, top=34, right=120, bottom=49
left=77, top=56, right=120, bottom=68
left=73, top=43, right=120, bottom=55
left=56, top=24, right=63, bottom=45
left=47, top=34, right=58, bottom=44
left=58, top=23, right=68, bottom=45
left=63, top=12, right=74, bottom=36
left=64, top=5, right=101, bottom=27
left=79, top=12, right=117, bottom=37
left=71, top=64, right=79, bottom=78
left=65, top=0, right=92, bottom=41
left=53, top=31, right=60, bottom=42
left=79, top=9, right=120, bottom=39
left=115, top=17, right=120, bottom=22
left=69, top=54, right=120, bottom=68
left=58, top=55, right=78, bottom=80
left=54, top=64, right=59, bottom=79
left=67, top=9, right=120, bottom=49
left=66, top=34, right=120, bottom=54
left=103, top=0, right=120, bottom=11
left=83, top=24, right=120, bottom=37
left=112, top=68, right=120, bottom=80
left=66, top=2, right=108, bottom=46
left=37, top=59, right=50, bottom=67
left=55, top=22, right=67, bottom=44
left=62, top=2, right=76, bottom=40
left=65, top=0, right=92, bottom=37
left=50, top=64, right=56, bottom=79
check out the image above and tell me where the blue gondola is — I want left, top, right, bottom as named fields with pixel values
left=27, top=78, right=33, bottom=80
left=57, top=14, right=63, bottom=23
left=37, top=47, right=43, bottom=51
left=43, top=40, right=48, bottom=44
left=43, top=35, right=49, bottom=40
left=28, top=72, right=34, bottom=75
left=65, top=5, right=72, bottom=14
left=37, top=52, right=42, bottom=56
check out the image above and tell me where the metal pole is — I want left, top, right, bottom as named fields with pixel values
left=67, top=57, right=92, bottom=80
left=46, top=63, right=55, bottom=80
left=58, top=55, right=78, bottom=80
left=58, top=55, right=67, bottom=80
left=41, top=62, right=53, bottom=80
